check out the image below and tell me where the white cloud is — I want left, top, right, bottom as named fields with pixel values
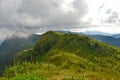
left=0, top=0, right=88, bottom=40
left=0, top=0, right=88, bottom=28
left=84, top=0, right=120, bottom=25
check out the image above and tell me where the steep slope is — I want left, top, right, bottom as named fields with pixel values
left=87, top=35, right=120, bottom=47
left=15, top=31, right=64, bottom=62
left=0, top=31, right=40, bottom=71
left=1, top=31, right=120, bottom=80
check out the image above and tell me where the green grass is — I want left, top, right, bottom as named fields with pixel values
left=2, top=61, right=119, bottom=80
left=1, top=62, right=87, bottom=80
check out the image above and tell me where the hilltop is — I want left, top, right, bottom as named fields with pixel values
left=0, top=31, right=120, bottom=80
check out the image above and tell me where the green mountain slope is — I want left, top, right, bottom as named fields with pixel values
left=1, top=31, right=120, bottom=80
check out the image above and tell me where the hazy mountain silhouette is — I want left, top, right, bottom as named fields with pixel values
left=0, top=30, right=40, bottom=71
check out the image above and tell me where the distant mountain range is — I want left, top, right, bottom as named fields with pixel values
left=112, top=34, right=120, bottom=38
left=87, top=35, right=120, bottom=47
left=83, top=31, right=113, bottom=36
left=81, top=31, right=120, bottom=48
left=0, top=31, right=40, bottom=71
left=83, top=31, right=120, bottom=39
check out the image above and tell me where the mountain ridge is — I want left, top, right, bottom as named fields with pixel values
left=8, top=31, right=120, bottom=79
left=0, top=31, right=120, bottom=80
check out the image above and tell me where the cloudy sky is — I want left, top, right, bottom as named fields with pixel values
left=0, top=0, right=120, bottom=40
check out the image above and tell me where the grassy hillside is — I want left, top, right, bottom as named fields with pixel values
left=0, top=31, right=120, bottom=80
